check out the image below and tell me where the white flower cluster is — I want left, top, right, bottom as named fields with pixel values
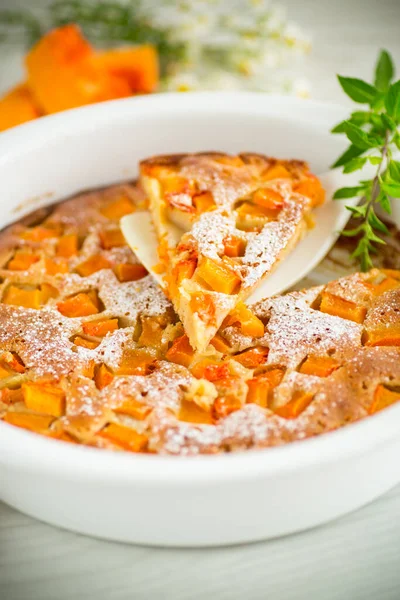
left=137, top=0, right=311, bottom=95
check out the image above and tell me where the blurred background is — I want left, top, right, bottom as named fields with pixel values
left=0, top=0, right=399, bottom=126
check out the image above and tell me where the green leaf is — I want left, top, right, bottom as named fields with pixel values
left=331, top=120, right=349, bottom=134
left=341, top=225, right=364, bottom=237
left=343, top=157, right=367, bottom=173
left=381, top=113, right=396, bottom=131
left=350, top=111, right=372, bottom=125
left=389, top=160, right=400, bottom=183
left=380, top=179, right=400, bottom=197
left=368, top=208, right=389, bottom=234
left=333, top=186, right=365, bottom=200
left=346, top=204, right=368, bottom=217
left=369, top=156, right=382, bottom=165
left=337, top=76, right=378, bottom=104
left=379, top=193, right=392, bottom=214
left=343, top=121, right=381, bottom=150
left=385, top=80, right=400, bottom=122
left=365, top=223, right=386, bottom=244
left=394, top=132, right=400, bottom=151
left=331, top=144, right=364, bottom=168
left=374, top=50, right=395, bottom=92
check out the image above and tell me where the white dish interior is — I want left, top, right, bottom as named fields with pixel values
left=1, top=92, right=400, bottom=547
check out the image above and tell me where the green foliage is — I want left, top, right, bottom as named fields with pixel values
left=332, top=49, right=400, bottom=270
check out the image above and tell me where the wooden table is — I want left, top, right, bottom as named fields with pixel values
left=1, top=1, right=400, bottom=599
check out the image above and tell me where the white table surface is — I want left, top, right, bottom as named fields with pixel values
left=1, top=1, right=400, bottom=599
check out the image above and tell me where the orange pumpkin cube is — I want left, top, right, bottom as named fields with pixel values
left=232, top=347, right=269, bottom=369
left=99, top=423, right=148, bottom=452
left=365, top=277, right=400, bottom=296
left=196, top=257, right=241, bottom=295
left=246, top=377, right=270, bottom=408
left=3, top=286, right=41, bottom=309
left=2, top=352, right=25, bottom=374
left=40, top=283, right=58, bottom=305
left=223, top=235, right=246, bottom=258
left=0, top=83, right=41, bottom=132
left=193, top=191, right=216, bottom=213
left=114, top=263, right=148, bottom=282
left=275, top=391, right=314, bottom=419
left=263, top=164, right=291, bottom=181
left=82, top=318, right=118, bottom=337
left=319, top=292, right=367, bottom=324
left=369, top=385, right=400, bottom=415
left=224, top=302, right=265, bottom=337
left=3, top=412, right=54, bottom=432
left=94, top=363, right=114, bottom=390
left=56, top=233, right=79, bottom=258
left=363, top=328, right=400, bottom=347
left=114, top=398, right=152, bottom=420
left=294, top=174, right=325, bottom=207
left=100, top=196, right=135, bottom=220
left=91, top=45, right=159, bottom=93
left=252, top=187, right=284, bottom=211
left=7, top=252, right=40, bottom=271
left=45, top=258, right=69, bottom=275
left=99, top=228, right=126, bottom=249
left=210, top=334, right=231, bottom=354
left=75, top=254, right=112, bottom=277
left=115, top=349, right=155, bottom=376
left=20, top=225, right=60, bottom=242
left=73, top=336, right=99, bottom=350
left=22, top=381, right=66, bottom=417
left=166, top=335, right=195, bottom=368
left=172, top=258, right=197, bottom=286
left=0, top=388, right=24, bottom=405
left=57, top=291, right=100, bottom=317
left=189, top=292, right=216, bottom=324
left=212, top=395, right=242, bottom=419
left=178, top=399, right=213, bottom=425
left=191, top=359, right=230, bottom=382
left=299, top=355, right=340, bottom=377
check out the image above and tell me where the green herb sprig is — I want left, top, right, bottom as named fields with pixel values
left=332, top=50, right=400, bottom=271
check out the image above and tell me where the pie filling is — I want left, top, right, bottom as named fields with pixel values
left=0, top=174, right=400, bottom=455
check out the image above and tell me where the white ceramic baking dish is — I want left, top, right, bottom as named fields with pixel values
left=1, top=92, right=400, bottom=547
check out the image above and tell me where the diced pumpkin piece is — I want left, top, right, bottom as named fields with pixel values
left=0, top=388, right=24, bottom=405
left=223, top=235, right=246, bottom=258
left=224, top=302, right=265, bottom=337
left=263, top=164, right=291, bottom=181
left=275, top=391, right=314, bottom=419
left=83, top=318, right=118, bottom=337
left=138, top=316, right=164, bottom=347
left=369, top=385, right=400, bottom=415
left=3, top=412, right=54, bottom=432
left=100, top=196, right=135, bottom=220
left=20, top=225, right=60, bottom=242
left=172, top=258, right=197, bottom=286
left=75, top=254, right=112, bottom=277
left=364, top=277, right=400, bottom=296
left=114, top=263, right=148, bottom=282
left=2, top=352, right=25, bottom=374
left=57, top=292, right=99, bottom=317
left=189, top=292, right=216, bottom=324
left=232, top=347, right=269, bottom=369
left=196, top=257, right=241, bottom=295
left=45, top=258, right=69, bottom=275
left=22, top=381, right=66, bottom=417
left=56, top=233, right=79, bottom=258
left=252, top=187, right=284, bottom=211
left=26, top=25, right=131, bottom=114
left=294, top=174, right=325, bottom=207
left=0, top=83, right=41, bottom=132
left=299, top=355, right=340, bottom=377
left=115, top=349, right=155, bottom=376
left=115, top=398, right=152, bottom=420
left=215, top=155, right=244, bottom=167
left=40, top=283, right=58, bottom=304
left=94, top=363, right=114, bottom=390
left=3, top=286, right=41, bottom=309
left=0, top=365, right=11, bottom=380
left=210, top=334, right=231, bottom=354
left=193, top=191, right=216, bottom=213
left=162, top=175, right=194, bottom=199
left=212, top=395, right=242, bottom=419
left=99, top=423, right=148, bottom=452
left=73, top=336, right=100, bottom=350
left=236, top=201, right=271, bottom=220
left=46, top=430, right=77, bottom=443
left=246, top=377, right=270, bottom=408
left=178, top=399, right=213, bottom=425
left=363, top=328, right=400, bottom=347
left=166, top=335, right=194, bottom=368
left=91, top=45, right=159, bottom=93
left=191, top=359, right=230, bottom=382
left=319, top=292, right=367, bottom=324
left=381, top=269, right=400, bottom=280
left=7, top=252, right=40, bottom=271
left=99, top=228, right=125, bottom=249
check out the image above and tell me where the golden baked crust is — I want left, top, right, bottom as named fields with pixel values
left=0, top=184, right=400, bottom=455
left=140, top=152, right=325, bottom=351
